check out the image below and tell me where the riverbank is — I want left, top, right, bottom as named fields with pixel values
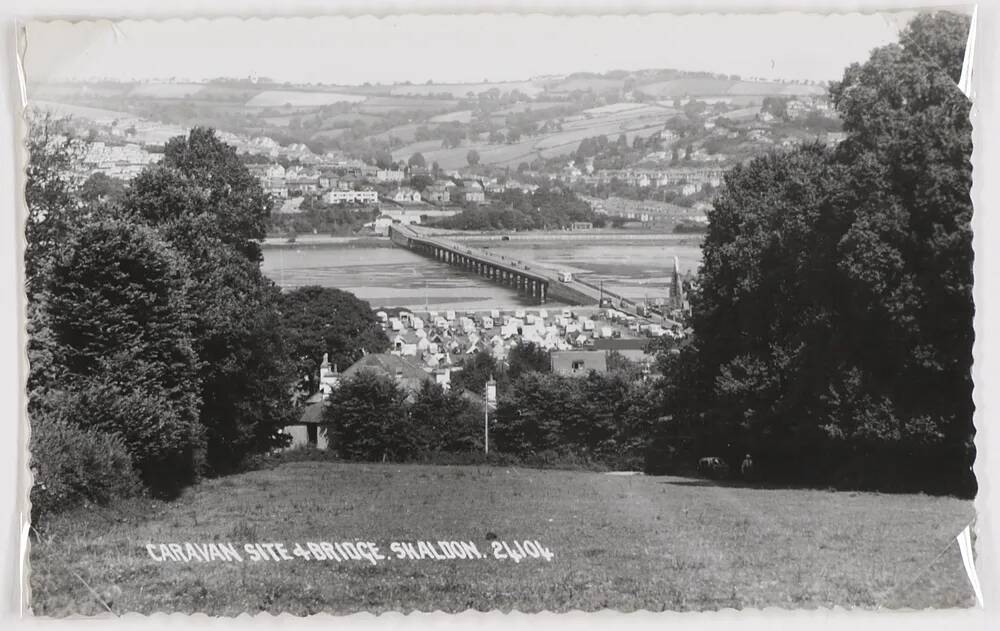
left=262, top=229, right=704, bottom=249
left=262, top=235, right=393, bottom=248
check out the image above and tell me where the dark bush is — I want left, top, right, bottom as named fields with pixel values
left=30, top=411, right=142, bottom=523
left=324, top=370, right=414, bottom=461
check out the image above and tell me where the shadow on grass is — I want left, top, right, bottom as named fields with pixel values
left=657, top=475, right=811, bottom=492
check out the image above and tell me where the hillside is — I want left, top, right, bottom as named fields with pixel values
left=30, top=460, right=975, bottom=615
left=28, top=68, right=829, bottom=165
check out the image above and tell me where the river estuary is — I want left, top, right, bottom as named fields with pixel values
left=261, top=233, right=704, bottom=312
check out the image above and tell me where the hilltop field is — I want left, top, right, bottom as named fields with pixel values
left=30, top=460, right=975, bottom=615
left=28, top=71, right=826, bottom=168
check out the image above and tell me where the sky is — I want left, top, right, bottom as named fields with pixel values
left=21, top=12, right=919, bottom=86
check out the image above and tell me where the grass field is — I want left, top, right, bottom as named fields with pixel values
left=639, top=78, right=826, bottom=98
left=244, top=90, right=368, bottom=107
left=29, top=461, right=975, bottom=616
left=392, top=103, right=673, bottom=170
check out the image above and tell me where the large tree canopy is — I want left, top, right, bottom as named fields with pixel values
left=680, top=11, right=973, bottom=495
left=277, top=286, right=390, bottom=395
left=121, top=129, right=298, bottom=472
left=159, top=127, right=271, bottom=262
left=41, top=219, right=204, bottom=492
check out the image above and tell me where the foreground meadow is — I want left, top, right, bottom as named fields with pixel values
left=29, top=461, right=975, bottom=615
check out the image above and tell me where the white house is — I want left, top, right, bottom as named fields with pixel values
left=323, top=189, right=379, bottom=205
left=388, top=186, right=423, bottom=203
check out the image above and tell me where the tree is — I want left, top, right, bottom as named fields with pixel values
left=324, top=370, right=413, bottom=461
left=494, top=373, right=584, bottom=455
left=408, top=152, right=426, bottom=168
left=374, top=149, right=395, bottom=170
left=42, top=219, right=204, bottom=493
left=506, top=342, right=551, bottom=380
left=451, top=349, right=498, bottom=394
left=123, top=129, right=300, bottom=473
left=24, top=112, right=84, bottom=299
left=277, top=286, right=390, bottom=394
left=761, top=97, right=789, bottom=121
left=466, top=149, right=481, bottom=167
left=410, top=174, right=434, bottom=191
left=682, top=12, right=974, bottom=495
left=408, top=381, right=481, bottom=453
left=159, top=127, right=271, bottom=262
left=79, top=172, right=126, bottom=206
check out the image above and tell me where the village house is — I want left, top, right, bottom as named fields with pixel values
left=455, top=180, right=486, bottom=204
left=323, top=188, right=379, bottom=205
left=265, top=177, right=289, bottom=199
left=422, top=181, right=452, bottom=204
left=387, top=186, right=423, bottom=203
left=484, top=179, right=506, bottom=194
left=681, top=182, right=701, bottom=196
left=286, top=176, right=320, bottom=195
left=375, top=168, right=406, bottom=183
left=282, top=353, right=342, bottom=450
left=337, top=174, right=360, bottom=190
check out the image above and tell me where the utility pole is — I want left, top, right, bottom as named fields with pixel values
left=484, top=374, right=497, bottom=455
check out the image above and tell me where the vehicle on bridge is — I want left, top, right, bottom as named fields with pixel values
left=558, top=271, right=573, bottom=282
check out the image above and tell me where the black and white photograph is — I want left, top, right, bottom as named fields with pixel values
left=15, top=5, right=983, bottom=617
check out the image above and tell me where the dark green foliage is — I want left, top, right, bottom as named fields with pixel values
left=429, top=185, right=597, bottom=231
left=122, top=129, right=300, bottom=473
left=29, top=410, right=142, bottom=523
left=41, top=219, right=204, bottom=493
left=25, top=125, right=302, bottom=515
left=451, top=342, right=550, bottom=395
left=408, top=152, right=426, bottom=168
left=506, top=342, right=551, bottom=380
left=79, top=172, right=126, bottom=206
left=24, top=112, right=85, bottom=299
left=277, top=286, right=390, bottom=394
left=324, top=370, right=413, bottom=461
left=494, top=371, right=663, bottom=468
left=677, top=12, right=974, bottom=495
left=160, top=127, right=271, bottom=261
left=450, top=349, right=499, bottom=394
left=408, top=381, right=482, bottom=453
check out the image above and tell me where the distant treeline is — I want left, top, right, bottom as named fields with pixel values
left=427, top=186, right=602, bottom=231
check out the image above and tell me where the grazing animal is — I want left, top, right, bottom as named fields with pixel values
left=698, top=456, right=728, bottom=479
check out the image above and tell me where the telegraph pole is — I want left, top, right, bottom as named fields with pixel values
left=484, top=375, right=497, bottom=455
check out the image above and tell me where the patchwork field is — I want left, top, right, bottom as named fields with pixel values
left=389, top=81, right=545, bottom=98
left=393, top=102, right=678, bottom=169
left=244, top=90, right=368, bottom=107
left=30, top=460, right=975, bottom=616
left=639, top=78, right=826, bottom=98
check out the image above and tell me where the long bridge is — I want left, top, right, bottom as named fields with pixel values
left=389, top=225, right=675, bottom=325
